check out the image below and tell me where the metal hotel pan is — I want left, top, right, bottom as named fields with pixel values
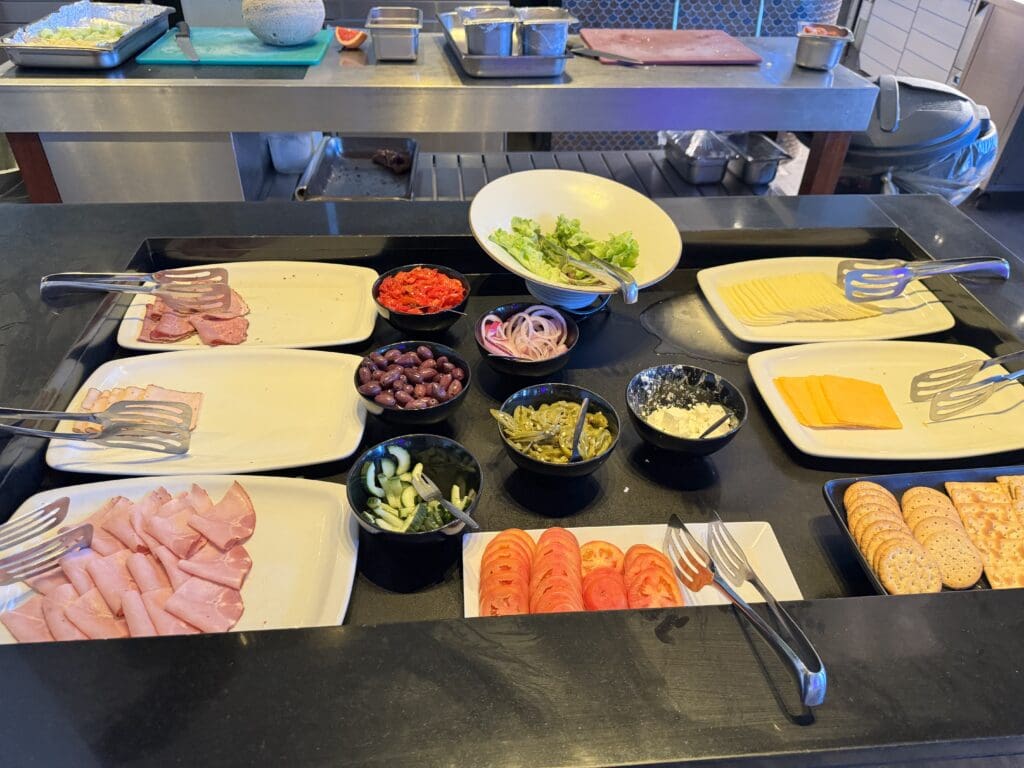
left=437, top=11, right=569, bottom=78
left=0, top=1, right=172, bottom=69
left=295, top=137, right=419, bottom=201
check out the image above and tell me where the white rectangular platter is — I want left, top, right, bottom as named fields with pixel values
left=117, top=261, right=379, bottom=350
left=462, top=522, right=801, bottom=617
left=748, top=340, right=1024, bottom=460
left=47, top=349, right=366, bottom=475
left=697, top=256, right=955, bottom=344
left=0, top=475, right=358, bottom=644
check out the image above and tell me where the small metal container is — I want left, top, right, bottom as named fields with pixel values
left=795, top=24, right=853, bottom=71
left=295, top=136, right=418, bottom=201
left=459, top=6, right=518, bottom=57
left=721, top=133, right=792, bottom=186
left=664, top=130, right=737, bottom=185
left=366, top=6, right=423, bottom=62
left=517, top=7, right=577, bottom=57
left=437, top=11, right=569, bottom=78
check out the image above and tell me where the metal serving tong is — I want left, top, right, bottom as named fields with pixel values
left=0, top=525, right=93, bottom=585
left=665, top=514, right=827, bottom=707
left=543, top=239, right=639, bottom=304
left=0, top=401, right=193, bottom=454
left=837, top=257, right=1009, bottom=303
left=910, top=349, right=1024, bottom=403
left=40, top=267, right=231, bottom=313
left=928, top=368, right=1024, bottom=422
left=0, top=497, right=69, bottom=552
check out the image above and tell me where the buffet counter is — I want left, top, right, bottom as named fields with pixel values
left=1, top=194, right=1023, bottom=767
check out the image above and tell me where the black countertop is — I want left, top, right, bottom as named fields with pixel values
left=1, top=195, right=1023, bottom=767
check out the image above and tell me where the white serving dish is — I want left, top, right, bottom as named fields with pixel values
left=748, top=340, right=1024, bottom=460
left=697, top=256, right=955, bottom=344
left=462, top=522, right=801, bottom=617
left=47, top=349, right=366, bottom=475
left=118, top=261, right=379, bottom=351
left=0, top=475, right=358, bottom=643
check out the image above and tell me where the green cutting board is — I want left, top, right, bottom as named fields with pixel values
left=136, top=27, right=331, bottom=66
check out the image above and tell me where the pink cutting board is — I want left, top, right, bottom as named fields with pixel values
left=579, top=29, right=762, bottom=65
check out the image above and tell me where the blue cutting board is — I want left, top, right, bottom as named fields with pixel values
left=136, top=27, right=331, bottom=66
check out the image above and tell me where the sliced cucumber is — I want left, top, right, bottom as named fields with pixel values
left=380, top=457, right=397, bottom=478
left=450, top=485, right=462, bottom=507
left=403, top=503, right=428, bottom=532
left=373, top=505, right=404, bottom=529
left=383, top=476, right=404, bottom=508
left=362, top=462, right=385, bottom=499
left=398, top=472, right=413, bottom=483
left=387, top=445, right=412, bottom=475
left=374, top=517, right=403, bottom=532
left=411, top=462, right=424, bottom=481
left=401, top=484, right=418, bottom=509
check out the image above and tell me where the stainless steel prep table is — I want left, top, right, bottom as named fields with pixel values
left=0, top=35, right=877, bottom=202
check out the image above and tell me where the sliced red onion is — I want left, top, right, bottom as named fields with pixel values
left=480, top=305, right=569, bottom=361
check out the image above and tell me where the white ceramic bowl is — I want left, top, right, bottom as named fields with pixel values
left=469, top=169, right=683, bottom=296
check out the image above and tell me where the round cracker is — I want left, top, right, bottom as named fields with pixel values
left=848, top=502, right=901, bottom=534
left=871, top=531, right=920, bottom=573
left=878, top=544, right=943, bottom=594
left=852, top=509, right=902, bottom=544
left=912, top=515, right=965, bottom=541
left=845, top=481, right=897, bottom=508
left=859, top=518, right=906, bottom=558
left=903, top=502, right=960, bottom=530
left=920, top=531, right=983, bottom=590
left=901, top=486, right=956, bottom=512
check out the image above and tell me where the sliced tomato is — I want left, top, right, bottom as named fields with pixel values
left=582, top=568, right=628, bottom=611
left=481, top=554, right=530, bottom=584
left=533, top=541, right=582, bottom=568
left=623, top=544, right=662, bottom=569
left=537, top=527, right=579, bottom=549
left=334, top=26, right=368, bottom=49
left=624, top=551, right=673, bottom=584
left=483, top=538, right=532, bottom=568
left=480, top=584, right=529, bottom=616
left=500, top=529, right=537, bottom=557
left=626, top=565, right=684, bottom=609
left=580, top=540, right=624, bottom=577
left=532, top=584, right=584, bottom=613
left=530, top=560, right=579, bottom=591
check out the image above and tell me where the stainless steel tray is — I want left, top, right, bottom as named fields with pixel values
left=1, top=1, right=172, bottom=70
left=437, top=11, right=568, bottom=79
left=295, top=137, right=418, bottom=201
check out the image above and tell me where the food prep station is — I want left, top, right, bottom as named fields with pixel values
left=2, top=192, right=1024, bottom=766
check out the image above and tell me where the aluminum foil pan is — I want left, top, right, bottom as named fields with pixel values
left=3, top=1, right=169, bottom=49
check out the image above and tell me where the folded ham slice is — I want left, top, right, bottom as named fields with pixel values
left=24, top=568, right=72, bottom=596
left=152, top=545, right=191, bottom=590
left=82, top=498, right=129, bottom=557
left=165, top=577, right=243, bottom=633
left=42, top=583, right=88, bottom=641
left=146, top=506, right=204, bottom=560
left=65, top=588, right=129, bottom=640
left=142, top=385, right=203, bottom=430
left=189, top=481, right=256, bottom=551
left=182, top=484, right=214, bottom=516
left=0, top=596, right=54, bottom=643
left=131, top=488, right=171, bottom=552
left=85, top=550, right=138, bottom=616
left=126, top=552, right=170, bottom=592
left=189, top=314, right=249, bottom=347
left=142, top=588, right=199, bottom=636
left=121, top=590, right=157, bottom=638
left=203, top=289, right=250, bottom=321
left=101, top=497, right=147, bottom=553
left=180, top=545, right=252, bottom=590
left=60, top=548, right=99, bottom=595
left=150, top=309, right=195, bottom=342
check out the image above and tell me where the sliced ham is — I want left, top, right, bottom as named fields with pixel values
left=142, top=385, right=203, bottom=430
left=150, top=310, right=195, bottom=342
left=180, top=545, right=252, bottom=590
left=142, top=588, right=199, bottom=636
left=146, top=507, right=204, bottom=560
left=85, top=550, right=137, bottom=616
left=80, top=388, right=103, bottom=411
left=121, top=590, right=157, bottom=638
left=203, top=289, right=250, bottom=320
left=60, top=548, right=99, bottom=595
left=183, top=484, right=214, bottom=516
left=83, top=498, right=127, bottom=557
left=101, top=497, right=147, bottom=553
left=24, top=568, right=72, bottom=596
left=64, top=588, right=129, bottom=640
left=189, top=482, right=256, bottom=551
left=41, top=583, right=88, bottom=641
left=188, top=314, right=249, bottom=347
left=130, top=490, right=168, bottom=553
left=164, top=577, right=243, bottom=633
left=126, top=552, right=170, bottom=592
left=152, top=545, right=190, bottom=590
left=0, top=596, right=54, bottom=643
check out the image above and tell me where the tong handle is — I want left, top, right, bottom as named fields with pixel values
left=42, top=271, right=152, bottom=284
left=908, top=257, right=1010, bottom=281
left=747, top=574, right=826, bottom=686
left=0, top=423, right=96, bottom=442
left=982, top=348, right=1024, bottom=373
left=713, top=575, right=827, bottom=707
left=0, top=407, right=97, bottom=423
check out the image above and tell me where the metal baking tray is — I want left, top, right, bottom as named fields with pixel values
left=822, top=466, right=1024, bottom=595
left=295, top=136, right=418, bottom=201
left=438, top=11, right=569, bottom=79
left=0, top=1, right=172, bottom=69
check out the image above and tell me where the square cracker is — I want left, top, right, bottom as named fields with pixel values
left=945, top=482, right=1011, bottom=507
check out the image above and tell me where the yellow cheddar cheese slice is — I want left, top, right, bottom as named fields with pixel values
left=772, top=374, right=902, bottom=430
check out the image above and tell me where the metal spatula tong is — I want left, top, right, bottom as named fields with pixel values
left=837, top=257, right=1009, bottom=302
left=41, top=267, right=231, bottom=313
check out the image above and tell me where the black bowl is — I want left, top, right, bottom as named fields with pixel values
left=355, top=340, right=471, bottom=426
left=372, top=263, right=470, bottom=334
left=625, top=365, right=747, bottom=456
left=496, top=383, right=620, bottom=478
left=474, top=302, right=580, bottom=378
left=347, top=434, right=483, bottom=543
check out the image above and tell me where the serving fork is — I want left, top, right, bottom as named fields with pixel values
left=909, top=349, right=1024, bottom=403
left=0, top=525, right=93, bottom=585
left=0, top=401, right=193, bottom=454
left=836, top=257, right=1009, bottom=303
left=928, top=368, right=1024, bottom=422
left=40, top=266, right=231, bottom=313
left=0, top=497, right=69, bottom=552
left=409, top=470, right=479, bottom=531
left=665, top=514, right=827, bottom=707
